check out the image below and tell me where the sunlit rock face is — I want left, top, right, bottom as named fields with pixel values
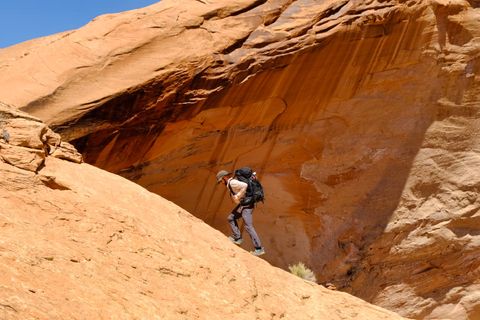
left=0, top=102, right=406, bottom=320
left=1, top=0, right=480, bottom=318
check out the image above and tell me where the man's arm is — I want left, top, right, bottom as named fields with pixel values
left=229, top=180, right=248, bottom=204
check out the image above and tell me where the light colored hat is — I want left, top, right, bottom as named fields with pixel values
left=216, top=170, right=231, bottom=183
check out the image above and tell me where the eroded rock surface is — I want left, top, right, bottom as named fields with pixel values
left=0, top=102, right=81, bottom=172
left=1, top=0, right=480, bottom=319
left=0, top=102, right=404, bottom=319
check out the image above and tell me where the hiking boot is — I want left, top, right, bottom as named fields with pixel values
left=228, top=236, right=243, bottom=245
left=251, top=247, right=265, bottom=256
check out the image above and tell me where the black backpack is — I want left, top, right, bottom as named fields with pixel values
left=234, top=167, right=265, bottom=206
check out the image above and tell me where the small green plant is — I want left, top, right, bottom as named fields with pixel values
left=288, top=262, right=317, bottom=283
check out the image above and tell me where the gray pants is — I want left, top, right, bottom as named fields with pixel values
left=228, top=205, right=262, bottom=248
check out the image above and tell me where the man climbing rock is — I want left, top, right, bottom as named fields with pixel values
left=216, top=170, right=265, bottom=256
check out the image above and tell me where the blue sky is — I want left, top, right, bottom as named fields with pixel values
left=0, top=1, right=160, bottom=48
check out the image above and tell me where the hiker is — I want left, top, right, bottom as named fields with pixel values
left=216, top=170, right=265, bottom=256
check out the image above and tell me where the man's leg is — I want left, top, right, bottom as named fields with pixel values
left=241, top=207, right=262, bottom=249
left=227, top=205, right=242, bottom=240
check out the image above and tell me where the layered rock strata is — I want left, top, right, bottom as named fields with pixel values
left=0, top=0, right=480, bottom=319
left=0, top=102, right=405, bottom=319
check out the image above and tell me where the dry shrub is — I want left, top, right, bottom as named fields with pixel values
left=288, top=262, right=317, bottom=283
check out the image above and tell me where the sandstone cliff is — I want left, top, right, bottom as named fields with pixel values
left=0, top=102, right=404, bottom=319
left=0, top=0, right=479, bottom=319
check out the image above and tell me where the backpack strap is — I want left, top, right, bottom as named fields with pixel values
left=245, top=178, right=253, bottom=197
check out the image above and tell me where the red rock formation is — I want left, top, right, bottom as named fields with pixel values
left=0, top=102, right=82, bottom=172
left=0, top=101, right=405, bottom=319
left=0, top=0, right=479, bottom=318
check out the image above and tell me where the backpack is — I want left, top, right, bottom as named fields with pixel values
left=234, top=167, right=265, bottom=206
